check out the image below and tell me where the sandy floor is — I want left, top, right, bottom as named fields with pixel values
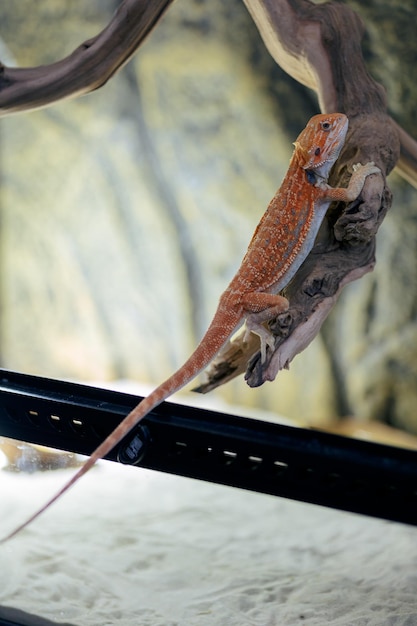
left=1, top=455, right=417, bottom=626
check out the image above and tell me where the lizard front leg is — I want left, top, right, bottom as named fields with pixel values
left=241, top=292, right=289, bottom=362
left=318, top=161, right=381, bottom=202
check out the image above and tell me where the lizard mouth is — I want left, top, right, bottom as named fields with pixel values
left=296, top=145, right=340, bottom=172
left=303, top=154, right=340, bottom=184
left=309, top=160, right=336, bottom=182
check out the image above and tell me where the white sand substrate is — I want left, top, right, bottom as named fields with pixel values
left=1, top=455, right=417, bottom=626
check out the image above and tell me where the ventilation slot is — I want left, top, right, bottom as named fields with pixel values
left=26, top=410, right=41, bottom=427
left=48, top=414, right=64, bottom=432
left=70, top=418, right=86, bottom=435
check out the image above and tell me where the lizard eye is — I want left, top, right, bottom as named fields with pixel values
left=314, top=147, right=321, bottom=156
left=321, top=121, right=331, bottom=131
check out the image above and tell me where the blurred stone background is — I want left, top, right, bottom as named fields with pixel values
left=0, top=0, right=416, bottom=432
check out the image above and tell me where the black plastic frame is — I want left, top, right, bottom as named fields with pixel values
left=0, top=369, right=416, bottom=526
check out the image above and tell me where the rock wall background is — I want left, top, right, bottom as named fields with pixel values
left=0, top=0, right=416, bottom=432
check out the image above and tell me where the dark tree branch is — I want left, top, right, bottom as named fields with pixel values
left=242, top=0, right=387, bottom=115
left=242, top=0, right=417, bottom=189
left=196, top=0, right=403, bottom=393
left=0, top=0, right=174, bottom=115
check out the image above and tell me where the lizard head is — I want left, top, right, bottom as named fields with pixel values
left=293, top=113, right=349, bottom=180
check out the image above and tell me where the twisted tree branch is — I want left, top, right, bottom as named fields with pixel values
left=0, top=0, right=174, bottom=115
left=197, top=0, right=402, bottom=393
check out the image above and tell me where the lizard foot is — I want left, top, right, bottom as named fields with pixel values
left=243, top=320, right=276, bottom=364
left=241, top=293, right=289, bottom=363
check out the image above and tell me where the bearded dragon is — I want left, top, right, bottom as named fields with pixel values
left=1, top=112, right=380, bottom=541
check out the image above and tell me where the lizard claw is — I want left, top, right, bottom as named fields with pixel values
left=352, top=161, right=381, bottom=176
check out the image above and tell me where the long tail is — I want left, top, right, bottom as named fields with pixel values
left=0, top=307, right=240, bottom=542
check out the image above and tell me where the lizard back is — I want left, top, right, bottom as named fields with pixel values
left=224, top=112, right=349, bottom=301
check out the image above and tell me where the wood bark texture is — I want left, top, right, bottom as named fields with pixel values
left=197, top=0, right=406, bottom=392
left=0, top=0, right=174, bottom=114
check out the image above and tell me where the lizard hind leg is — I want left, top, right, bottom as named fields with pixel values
left=242, top=292, right=289, bottom=363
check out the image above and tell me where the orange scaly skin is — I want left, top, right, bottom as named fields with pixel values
left=1, top=113, right=380, bottom=541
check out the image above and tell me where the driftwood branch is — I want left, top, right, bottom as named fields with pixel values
left=242, top=0, right=417, bottom=189
left=196, top=0, right=402, bottom=393
left=0, top=0, right=174, bottom=115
